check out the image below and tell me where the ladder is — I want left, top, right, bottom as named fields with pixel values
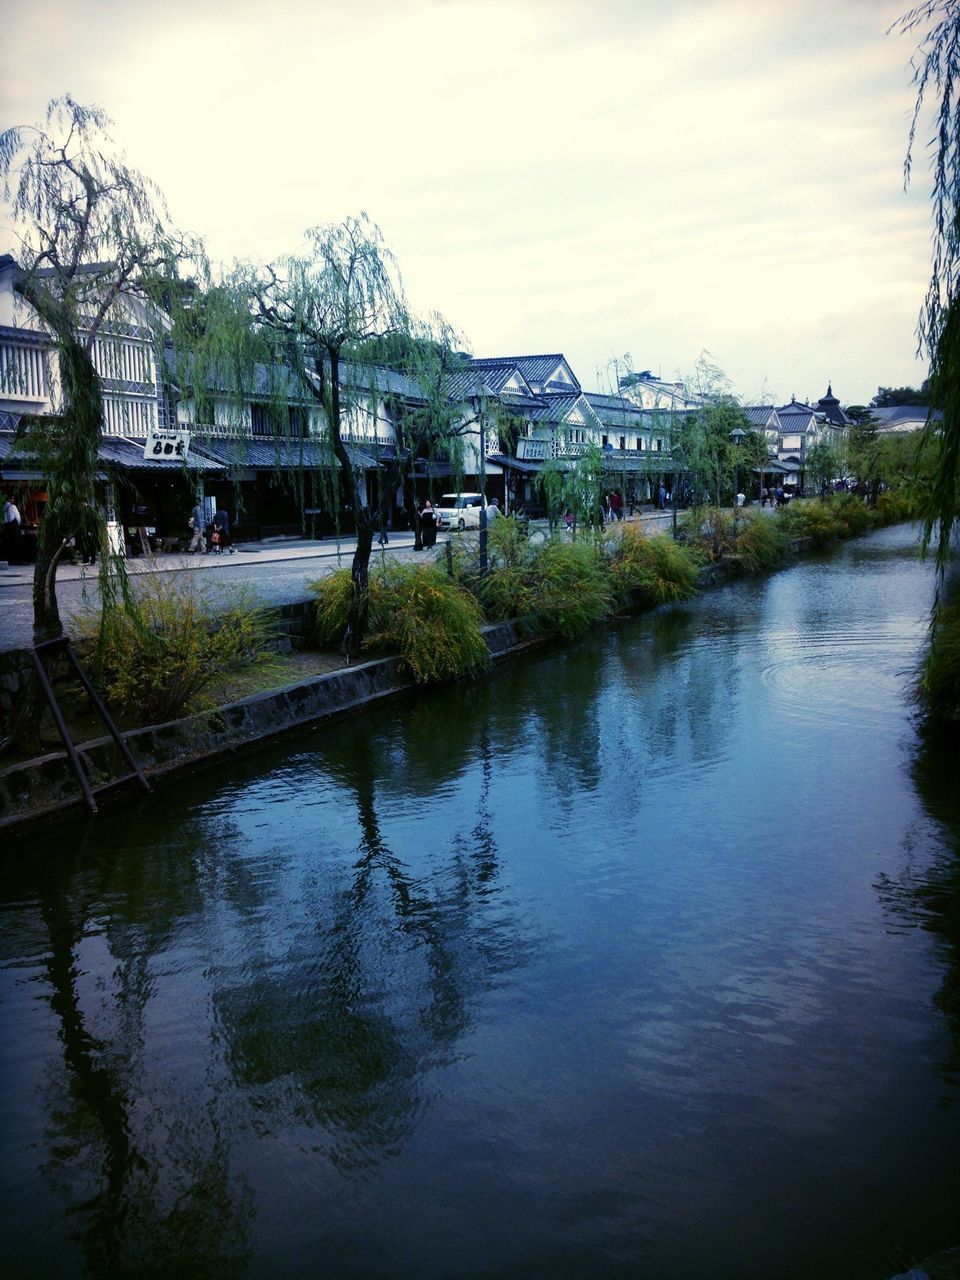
left=31, top=636, right=151, bottom=815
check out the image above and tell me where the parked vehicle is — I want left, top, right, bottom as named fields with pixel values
left=435, top=493, right=486, bottom=531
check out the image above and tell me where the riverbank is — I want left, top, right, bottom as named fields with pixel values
left=0, top=501, right=916, bottom=830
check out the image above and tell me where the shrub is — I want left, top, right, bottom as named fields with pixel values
left=527, top=537, right=614, bottom=640
left=75, top=572, right=276, bottom=725
left=477, top=565, right=538, bottom=623
left=681, top=506, right=736, bottom=562
left=778, top=498, right=843, bottom=547
left=309, top=563, right=489, bottom=683
left=486, top=514, right=531, bottom=569
left=732, top=513, right=791, bottom=572
left=825, top=493, right=873, bottom=537
left=608, top=525, right=702, bottom=608
left=874, top=490, right=915, bottom=525
left=917, top=604, right=960, bottom=720
left=377, top=563, right=490, bottom=683
left=308, top=568, right=355, bottom=646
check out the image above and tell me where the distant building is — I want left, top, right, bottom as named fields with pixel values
left=871, top=405, right=941, bottom=433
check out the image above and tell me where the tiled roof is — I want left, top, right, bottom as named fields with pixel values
left=98, top=435, right=227, bottom=472
left=0, top=429, right=227, bottom=474
left=872, top=405, right=941, bottom=428
left=470, top=353, right=580, bottom=392
left=196, top=435, right=337, bottom=470
left=741, top=405, right=780, bottom=428
left=528, top=393, right=601, bottom=429
left=583, top=391, right=651, bottom=427
left=164, top=348, right=424, bottom=404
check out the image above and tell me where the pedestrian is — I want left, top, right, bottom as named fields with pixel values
left=775, top=485, right=784, bottom=509
left=657, top=483, right=666, bottom=510
left=212, top=507, right=233, bottom=554
left=188, top=499, right=206, bottom=554
left=487, top=496, right=501, bottom=518
left=564, top=508, right=574, bottom=535
left=610, top=490, right=623, bottom=521
left=420, top=499, right=437, bottom=548
left=760, top=486, right=768, bottom=508
left=3, top=494, right=22, bottom=564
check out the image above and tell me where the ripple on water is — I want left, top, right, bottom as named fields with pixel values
left=756, top=618, right=926, bottom=729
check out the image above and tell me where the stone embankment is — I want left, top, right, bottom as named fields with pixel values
left=0, top=532, right=818, bottom=831
left=0, top=615, right=530, bottom=830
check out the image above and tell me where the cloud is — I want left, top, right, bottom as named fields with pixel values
left=0, top=0, right=935, bottom=403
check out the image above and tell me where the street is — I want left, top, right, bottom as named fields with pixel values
left=0, top=512, right=678, bottom=652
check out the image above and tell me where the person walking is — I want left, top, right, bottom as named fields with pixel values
left=212, top=507, right=233, bottom=554
left=420, top=499, right=437, bottom=548
left=610, top=490, right=623, bottom=522
left=188, top=500, right=206, bottom=554
left=3, top=495, right=22, bottom=564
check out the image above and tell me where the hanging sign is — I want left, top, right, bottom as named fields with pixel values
left=143, top=427, right=191, bottom=463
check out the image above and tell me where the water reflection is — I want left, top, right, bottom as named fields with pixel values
left=0, top=841, right=255, bottom=1276
left=214, top=729, right=528, bottom=1173
left=2, top=523, right=959, bottom=1279
left=876, top=719, right=960, bottom=1089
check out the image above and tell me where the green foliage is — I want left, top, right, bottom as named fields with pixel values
left=732, top=513, right=791, bottom=572
left=681, top=506, right=736, bottom=562
left=805, top=438, right=843, bottom=493
left=309, top=564, right=489, bottom=683
left=524, top=538, right=614, bottom=640
left=308, top=568, right=355, bottom=646
left=75, top=573, right=276, bottom=725
left=486, top=514, right=530, bottom=568
left=537, top=446, right=606, bottom=535
left=477, top=566, right=539, bottom=623
left=607, top=525, right=702, bottom=607
left=871, top=385, right=931, bottom=408
left=375, top=563, right=490, bottom=683
left=874, top=490, right=917, bottom=525
left=825, top=493, right=874, bottom=537
left=917, top=603, right=960, bottom=720
left=778, top=499, right=844, bottom=547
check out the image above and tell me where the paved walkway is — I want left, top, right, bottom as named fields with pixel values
left=0, top=511, right=679, bottom=652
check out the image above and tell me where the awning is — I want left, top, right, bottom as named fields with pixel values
left=490, top=454, right=543, bottom=475
left=98, top=436, right=228, bottom=473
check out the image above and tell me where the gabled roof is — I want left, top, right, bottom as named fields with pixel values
left=741, top=405, right=781, bottom=430
left=528, top=392, right=602, bottom=431
left=469, top=353, right=580, bottom=394
left=582, top=391, right=652, bottom=429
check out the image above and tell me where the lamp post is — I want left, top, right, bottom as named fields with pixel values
left=729, top=425, right=745, bottom=537
left=472, top=393, right=488, bottom=575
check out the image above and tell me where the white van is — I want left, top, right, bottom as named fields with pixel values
left=435, top=493, right=486, bottom=531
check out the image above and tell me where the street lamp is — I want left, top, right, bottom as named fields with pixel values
left=729, top=425, right=745, bottom=537
left=471, top=393, right=488, bottom=575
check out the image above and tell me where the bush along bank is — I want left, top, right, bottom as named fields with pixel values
left=308, top=496, right=919, bottom=685
left=0, top=495, right=923, bottom=828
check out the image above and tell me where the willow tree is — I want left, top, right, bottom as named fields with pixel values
left=0, top=96, right=198, bottom=749
left=894, top=2, right=960, bottom=584
left=0, top=97, right=196, bottom=641
left=242, top=215, right=409, bottom=658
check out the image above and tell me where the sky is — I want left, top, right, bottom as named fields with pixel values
left=0, top=0, right=939, bottom=406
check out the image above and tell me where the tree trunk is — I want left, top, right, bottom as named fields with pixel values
left=320, top=346, right=376, bottom=660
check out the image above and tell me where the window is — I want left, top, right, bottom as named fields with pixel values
left=619, top=435, right=626, bottom=451
left=288, top=407, right=309, bottom=438
left=251, top=403, right=271, bottom=436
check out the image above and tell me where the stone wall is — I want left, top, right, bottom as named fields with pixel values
left=0, top=620, right=530, bottom=830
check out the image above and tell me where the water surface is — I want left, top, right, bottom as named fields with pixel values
left=2, top=523, right=958, bottom=1279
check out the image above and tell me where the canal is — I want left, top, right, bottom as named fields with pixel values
left=1, top=522, right=958, bottom=1279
